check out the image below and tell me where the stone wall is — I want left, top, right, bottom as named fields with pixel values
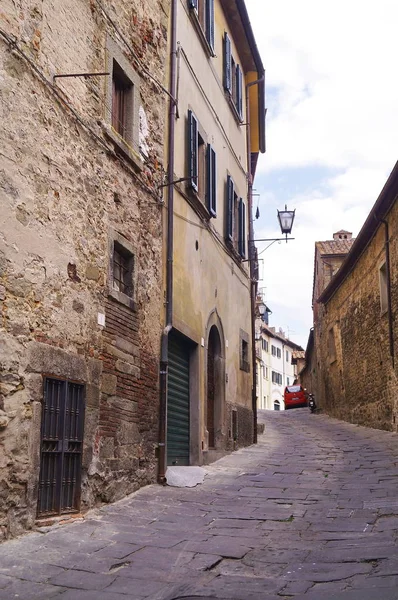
left=0, top=0, right=170, bottom=539
left=315, top=202, right=398, bottom=431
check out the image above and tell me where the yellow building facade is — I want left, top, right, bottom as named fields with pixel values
left=160, top=0, right=265, bottom=471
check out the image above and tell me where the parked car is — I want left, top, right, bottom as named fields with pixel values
left=284, top=385, right=307, bottom=409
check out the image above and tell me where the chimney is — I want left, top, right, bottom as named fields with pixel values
left=333, top=230, right=353, bottom=241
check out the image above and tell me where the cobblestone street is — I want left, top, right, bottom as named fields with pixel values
left=1, top=409, right=398, bottom=600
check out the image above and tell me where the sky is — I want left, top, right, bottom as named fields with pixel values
left=245, top=0, right=398, bottom=349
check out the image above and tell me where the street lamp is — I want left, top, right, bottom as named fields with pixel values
left=277, top=205, right=295, bottom=239
left=253, top=204, right=296, bottom=245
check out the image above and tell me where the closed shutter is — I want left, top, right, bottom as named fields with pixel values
left=206, top=0, right=215, bottom=53
left=223, top=33, right=232, bottom=93
left=226, top=175, right=234, bottom=242
left=206, top=144, right=217, bottom=217
left=236, top=64, right=243, bottom=120
left=238, top=198, right=246, bottom=258
left=188, top=110, right=198, bottom=191
left=167, top=335, right=190, bottom=466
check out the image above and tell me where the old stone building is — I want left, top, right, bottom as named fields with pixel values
left=0, top=0, right=170, bottom=538
left=159, top=0, right=265, bottom=473
left=314, top=162, right=398, bottom=430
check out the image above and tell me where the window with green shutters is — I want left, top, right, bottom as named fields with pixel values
left=187, top=110, right=217, bottom=217
left=223, top=32, right=244, bottom=121
left=225, top=175, right=246, bottom=258
left=188, top=0, right=215, bottom=55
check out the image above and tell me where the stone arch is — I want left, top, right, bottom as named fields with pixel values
left=205, top=310, right=226, bottom=450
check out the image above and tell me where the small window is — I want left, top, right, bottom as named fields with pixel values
left=113, top=242, right=134, bottom=296
left=286, top=350, right=289, bottom=362
left=287, top=377, right=290, bottom=386
left=105, top=39, right=141, bottom=168
left=188, top=0, right=215, bottom=54
left=271, top=345, right=276, bottom=357
left=277, top=348, right=281, bottom=359
left=379, top=262, right=388, bottom=314
left=187, top=110, right=217, bottom=216
left=239, top=330, right=250, bottom=372
left=108, top=232, right=137, bottom=310
left=111, top=61, right=133, bottom=141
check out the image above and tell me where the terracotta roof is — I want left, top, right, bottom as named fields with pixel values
left=315, top=238, right=355, bottom=256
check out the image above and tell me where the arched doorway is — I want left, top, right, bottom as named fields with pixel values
left=206, top=325, right=223, bottom=449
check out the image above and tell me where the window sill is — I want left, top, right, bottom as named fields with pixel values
left=189, top=9, right=215, bottom=59
left=108, top=288, right=136, bottom=311
left=180, top=183, right=212, bottom=221
left=103, top=123, right=143, bottom=172
left=225, top=93, right=243, bottom=125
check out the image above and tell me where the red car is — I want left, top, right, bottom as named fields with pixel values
left=284, top=385, right=307, bottom=410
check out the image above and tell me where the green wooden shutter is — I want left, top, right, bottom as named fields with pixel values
left=236, top=64, right=243, bottom=120
left=238, top=198, right=246, bottom=258
left=224, top=33, right=232, bottom=93
left=188, top=110, right=198, bottom=191
left=167, top=335, right=190, bottom=466
left=206, top=144, right=217, bottom=217
left=206, top=0, right=215, bottom=53
left=226, top=175, right=234, bottom=242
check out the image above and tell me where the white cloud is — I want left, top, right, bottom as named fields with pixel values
left=246, top=0, right=398, bottom=348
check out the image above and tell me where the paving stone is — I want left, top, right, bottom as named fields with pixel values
left=49, top=570, right=117, bottom=590
left=0, top=580, right=65, bottom=599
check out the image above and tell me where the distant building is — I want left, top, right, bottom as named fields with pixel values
left=256, top=317, right=303, bottom=411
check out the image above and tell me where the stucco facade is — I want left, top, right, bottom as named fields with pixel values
left=255, top=319, right=302, bottom=411
left=162, top=0, right=265, bottom=466
left=314, top=164, right=398, bottom=431
left=0, top=0, right=169, bottom=538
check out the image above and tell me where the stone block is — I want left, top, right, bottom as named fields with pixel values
left=26, top=342, right=86, bottom=380
left=101, top=373, right=117, bottom=396
left=114, top=336, right=140, bottom=358
left=99, top=437, right=115, bottom=460
left=85, top=383, right=100, bottom=408
left=115, top=360, right=140, bottom=378
left=85, top=265, right=100, bottom=280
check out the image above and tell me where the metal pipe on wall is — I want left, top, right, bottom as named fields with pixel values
left=245, top=74, right=264, bottom=445
left=158, top=0, right=178, bottom=484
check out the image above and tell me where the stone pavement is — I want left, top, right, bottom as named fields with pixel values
left=1, top=409, right=398, bottom=600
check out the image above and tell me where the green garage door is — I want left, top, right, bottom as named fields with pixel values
left=167, top=335, right=190, bottom=466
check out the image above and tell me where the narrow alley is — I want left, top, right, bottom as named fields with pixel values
left=1, top=410, right=398, bottom=599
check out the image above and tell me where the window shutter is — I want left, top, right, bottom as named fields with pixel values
left=188, top=110, right=198, bottom=191
left=226, top=175, right=234, bottom=241
left=206, top=144, right=217, bottom=217
left=206, top=0, right=215, bottom=53
left=236, top=64, right=243, bottom=120
left=238, top=198, right=246, bottom=257
left=223, top=33, right=232, bottom=93
left=188, top=0, right=198, bottom=9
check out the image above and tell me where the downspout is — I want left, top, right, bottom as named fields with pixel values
left=158, top=0, right=177, bottom=484
left=246, top=74, right=264, bottom=444
left=381, top=219, right=394, bottom=368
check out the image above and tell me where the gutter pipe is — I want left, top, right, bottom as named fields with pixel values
left=246, top=74, right=264, bottom=445
left=158, top=0, right=177, bottom=484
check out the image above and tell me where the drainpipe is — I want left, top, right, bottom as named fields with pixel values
left=158, top=0, right=177, bottom=484
left=246, top=74, right=264, bottom=445
left=381, top=219, right=394, bottom=368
